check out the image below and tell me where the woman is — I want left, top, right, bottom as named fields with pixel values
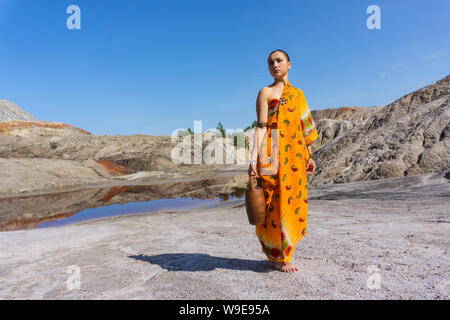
left=248, top=49, right=318, bottom=273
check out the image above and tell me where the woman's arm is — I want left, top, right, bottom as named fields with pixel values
left=251, top=89, right=268, bottom=161
left=248, top=89, right=268, bottom=176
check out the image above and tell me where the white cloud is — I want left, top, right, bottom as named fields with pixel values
left=424, top=49, right=449, bottom=60
left=391, top=62, right=409, bottom=70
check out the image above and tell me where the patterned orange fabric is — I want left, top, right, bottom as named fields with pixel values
left=256, top=80, right=318, bottom=262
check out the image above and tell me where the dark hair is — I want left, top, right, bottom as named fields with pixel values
left=267, top=49, right=291, bottom=64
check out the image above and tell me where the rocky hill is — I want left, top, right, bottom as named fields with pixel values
left=0, top=115, right=238, bottom=196
left=309, top=74, right=450, bottom=186
left=311, top=106, right=383, bottom=150
left=0, top=100, right=39, bottom=122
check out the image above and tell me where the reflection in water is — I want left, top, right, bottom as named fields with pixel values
left=0, top=211, right=80, bottom=232
left=218, top=187, right=246, bottom=201
left=37, top=197, right=234, bottom=229
left=0, top=177, right=246, bottom=232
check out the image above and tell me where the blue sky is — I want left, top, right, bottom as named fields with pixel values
left=0, top=0, right=449, bottom=136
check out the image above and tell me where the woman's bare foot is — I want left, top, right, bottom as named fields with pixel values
left=272, top=261, right=300, bottom=273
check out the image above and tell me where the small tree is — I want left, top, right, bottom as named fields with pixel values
left=177, top=129, right=189, bottom=137
left=216, top=121, right=226, bottom=137
left=244, top=120, right=258, bottom=131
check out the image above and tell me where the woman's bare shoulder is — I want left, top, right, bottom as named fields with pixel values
left=257, top=86, right=274, bottom=100
left=260, top=84, right=275, bottom=92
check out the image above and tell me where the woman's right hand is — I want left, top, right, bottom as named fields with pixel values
left=248, top=163, right=259, bottom=178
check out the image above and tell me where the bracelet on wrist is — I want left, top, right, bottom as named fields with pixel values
left=307, top=146, right=314, bottom=159
left=249, top=160, right=257, bottom=164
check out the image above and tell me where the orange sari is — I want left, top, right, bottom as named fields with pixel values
left=256, top=80, right=318, bottom=262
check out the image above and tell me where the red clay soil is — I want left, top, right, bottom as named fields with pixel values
left=98, top=186, right=130, bottom=202
left=0, top=210, right=80, bottom=231
left=0, top=120, right=92, bottom=135
left=97, top=160, right=128, bottom=176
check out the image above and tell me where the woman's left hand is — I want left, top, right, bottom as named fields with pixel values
left=305, top=158, right=316, bottom=175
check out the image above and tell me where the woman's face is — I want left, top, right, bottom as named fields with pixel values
left=268, top=51, right=291, bottom=78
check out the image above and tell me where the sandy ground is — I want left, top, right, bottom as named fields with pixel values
left=0, top=170, right=449, bottom=300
